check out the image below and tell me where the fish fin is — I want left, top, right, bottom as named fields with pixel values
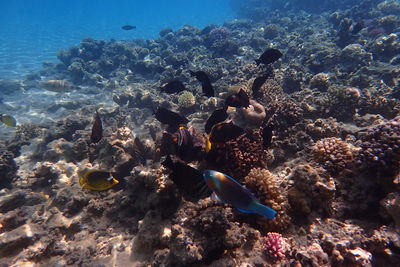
left=255, top=59, right=261, bottom=65
left=210, top=192, right=221, bottom=202
left=206, top=135, right=212, bottom=153
left=250, top=201, right=277, bottom=219
left=189, top=70, right=195, bottom=76
left=237, top=207, right=252, bottom=214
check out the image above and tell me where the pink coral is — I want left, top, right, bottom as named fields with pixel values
left=263, top=232, right=284, bottom=260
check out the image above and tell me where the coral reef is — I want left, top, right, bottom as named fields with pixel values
left=177, top=90, right=195, bottom=109
left=3, top=0, right=400, bottom=265
left=357, top=116, right=400, bottom=187
left=313, top=137, right=357, bottom=175
left=244, top=168, right=290, bottom=232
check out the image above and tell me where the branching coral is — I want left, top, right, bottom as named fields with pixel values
left=313, top=137, right=357, bottom=175
left=263, top=232, right=285, bottom=260
left=244, top=168, right=290, bottom=232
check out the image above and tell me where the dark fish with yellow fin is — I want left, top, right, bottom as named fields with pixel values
left=0, top=113, right=16, bottom=127
left=205, top=108, right=228, bottom=134
left=90, top=111, right=103, bottom=144
left=40, top=80, right=74, bottom=93
left=203, top=170, right=276, bottom=219
left=79, top=170, right=119, bottom=191
left=255, top=48, right=282, bottom=66
left=206, top=122, right=245, bottom=152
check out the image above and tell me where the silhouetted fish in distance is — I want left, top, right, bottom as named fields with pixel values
left=225, top=89, right=250, bottom=108
left=255, top=48, right=282, bottom=65
left=162, top=155, right=211, bottom=202
left=189, top=70, right=214, bottom=97
left=122, top=25, right=136, bottom=30
left=160, top=80, right=186, bottom=94
left=154, top=107, right=189, bottom=126
left=90, top=111, right=103, bottom=144
left=205, top=108, right=228, bottom=134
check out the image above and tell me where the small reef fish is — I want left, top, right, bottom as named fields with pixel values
left=206, top=122, right=245, bottom=152
left=121, top=25, right=136, bottom=30
left=255, top=48, right=282, bottom=65
left=162, top=155, right=211, bottom=202
left=90, top=111, right=103, bottom=144
left=79, top=170, right=119, bottom=191
left=154, top=107, right=189, bottom=126
left=176, top=126, right=194, bottom=158
left=40, top=80, right=73, bottom=93
left=203, top=170, right=277, bottom=219
left=251, top=67, right=273, bottom=98
left=262, top=123, right=274, bottom=149
left=0, top=113, right=16, bottom=127
left=205, top=108, right=228, bottom=134
left=160, top=80, right=186, bottom=94
left=189, top=70, right=214, bottom=97
left=225, top=89, right=250, bottom=108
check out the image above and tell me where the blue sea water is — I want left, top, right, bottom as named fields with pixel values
left=0, top=0, right=234, bottom=80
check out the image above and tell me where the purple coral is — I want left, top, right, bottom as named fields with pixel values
left=263, top=232, right=285, bottom=260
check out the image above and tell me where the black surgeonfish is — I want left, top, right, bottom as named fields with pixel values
left=205, top=108, right=228, bottom=134
left=251, top=66, right=273, bottom=98
left=154, top=107, right=189, bottom=126
left=225, top=89, right=250, bottom=108
left=161, top=80, right=186, bottom=94
left=122, top=25, right=136, bottom=30
left=90, top=110, right=103, bottom=144
left=162, top=155, right=211, bottom=202
left=209, top=122, right=245, bottom=144
left=262, top=123, right=274, bottom=149
left=255, top=48, right=282, bottom=65
left=189, top=70, right=214, bottom=97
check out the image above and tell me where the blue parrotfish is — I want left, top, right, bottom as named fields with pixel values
left=203, top=170, right=277, bottom=219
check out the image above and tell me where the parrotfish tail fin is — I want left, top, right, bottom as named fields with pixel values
left=255, top=59, right=261, bottom=65
left=250, top=201, right=277, bottom=219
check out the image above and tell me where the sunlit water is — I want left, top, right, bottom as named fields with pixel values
left=0, top=0, right=234, bottom=80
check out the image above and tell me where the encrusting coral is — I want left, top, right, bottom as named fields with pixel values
left=241, top=99, right=266, bottom=126
left=288, top=164, right=336, bottom=217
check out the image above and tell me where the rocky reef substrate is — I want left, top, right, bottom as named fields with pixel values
left=1, top=0, right=400, bottom=266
